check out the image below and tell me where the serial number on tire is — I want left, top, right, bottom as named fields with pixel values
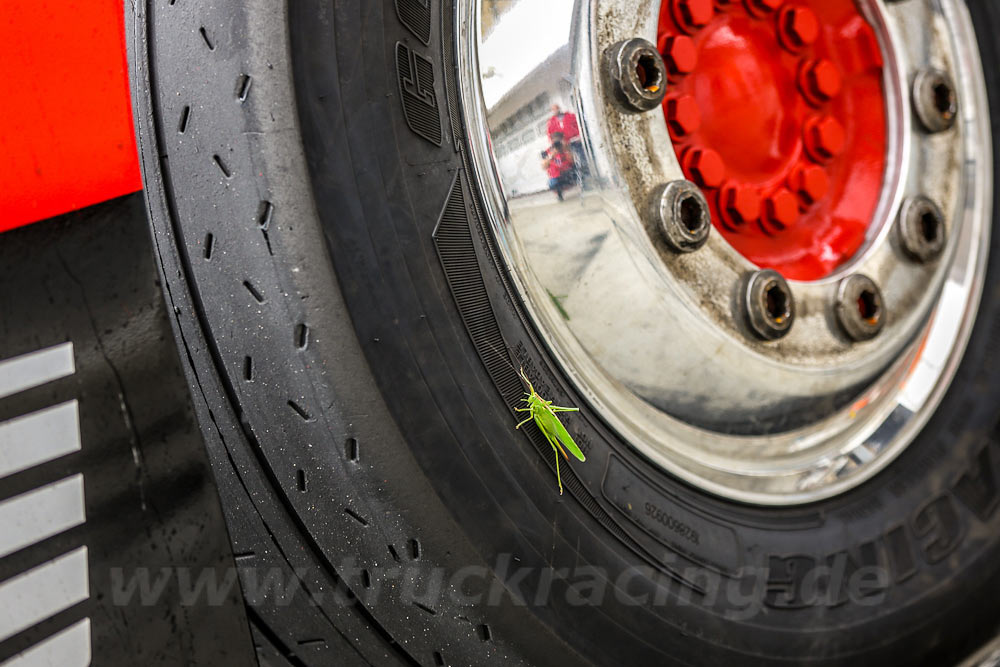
left=644, top=502, right=700, bottom=546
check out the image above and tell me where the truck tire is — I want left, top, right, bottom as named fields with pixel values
left=127, top=0, right=1000, bottom=664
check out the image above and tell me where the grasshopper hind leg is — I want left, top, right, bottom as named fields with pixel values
left=555, top=447, right=563, bottom=495
left=541, top=431, right=564, bottom=495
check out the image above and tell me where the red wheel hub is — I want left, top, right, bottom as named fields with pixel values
left=658, top=0, right=887, bottom=280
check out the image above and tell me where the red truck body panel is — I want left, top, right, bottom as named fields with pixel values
left=1, top=0, right=141, bottom=232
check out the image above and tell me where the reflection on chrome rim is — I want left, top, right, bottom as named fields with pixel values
left=457, top=0, right=992, bottom=504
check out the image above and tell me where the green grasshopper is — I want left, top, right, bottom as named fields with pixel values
left=514, top=367, right=586, bottom=494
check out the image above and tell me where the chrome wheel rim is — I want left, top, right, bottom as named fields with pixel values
left=457, top=0, right=992, bottom=504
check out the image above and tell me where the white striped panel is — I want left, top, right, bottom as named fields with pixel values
left=0, top=402, right=81, bottom=480
left=0, top=475, right=86, bottom=559
left=0, top=547, right=89, bottom=643
left=0, top=344, right=75, bottom=401
left=2, top=618, right=91, bottom=667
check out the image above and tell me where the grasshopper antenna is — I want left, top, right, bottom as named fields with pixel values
left=481, top=339, right=529, bottom=389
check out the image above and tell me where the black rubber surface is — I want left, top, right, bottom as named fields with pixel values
left=129, top=0, right=1000, bottom=664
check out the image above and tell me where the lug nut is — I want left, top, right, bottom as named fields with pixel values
left=744, top=0, right=781, bottom=18
left=913, top=69, right=958, bottom=133
left=666, top=95, right=702, bottom=138
left=804, top=115, right=845, bottom=162
left=651, top=180, right=712, bottom=253
left=671, top=0, right=714, bottom=34
left=719, top=182, right=761, bottom=229
left=763, top=188, right=800, bottom=231
left=799, top=59, right=842, bottom=106
left=744, top=269, right=794, bottom=340
left=835, top=274, right=885, bottom=341
left=791, top=164, right=829, bottom=206
left=682, top=147, right=725, bottom=188
left=778, top=6, right=819, bottom=51
left=605, top=39, right=669, bottom=113
left=662, top=35, right=698, bottom=78
left=897, top=196, right=946, bottom=262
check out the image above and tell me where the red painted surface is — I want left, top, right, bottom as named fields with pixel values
left=1, top=0, right=141, bottom=232
left=659, top=0, right=887, bottom=280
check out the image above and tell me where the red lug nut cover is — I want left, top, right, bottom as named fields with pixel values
left=666, top=95, right=702, bottom=138
left=719, top=182, right=762, bottom=228
left=804, top=115, right=846, bottom=161
left=800, top=59, right=843, bottom=105
left=744, top=0, right=782, bottom=17
left=792, top=164, right=829, bottom=205
left=659, top=0, right=887, bottom=279
left=662, top=35, right=699, bottom=77
left=672, top=0, right=715, bottom=33
left=778, top=6, right=820, bottom=50
left=764, top=188, right=800, bottom=230
left=682, top=147, right=726, bottom=188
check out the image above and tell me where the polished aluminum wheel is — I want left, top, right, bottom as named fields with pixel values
left=458, top=0, right=992, bottom=504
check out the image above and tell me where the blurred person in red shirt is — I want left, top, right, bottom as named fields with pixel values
left=542, top=139, right=575, bottom=201
left=547, top=104, right=588, bottom=188
left=547, top=104, right=580, bottom=143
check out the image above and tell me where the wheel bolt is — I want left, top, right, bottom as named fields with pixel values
left=672, top=0, right=714, bottom=33
left=763, top=188, right=799, bottom=231
left=804, top=115, right=845, bottom=162
left=778, top=6, right=819, bottom=51
left=913, top=68, right=958, bottom=133
left=662, top=35, right=698, bottom=78
left=666, top=95, right=702, bottom=138
left=800, top=59, right=842, bottom=105
left=719, top=182, right=761, bottom=228
left=651, top=180, right=712, bottom=253
left=897, top=196, right=946, bottom=262
left=605, top=39, right=669, bottom=113
left=791, top=164, right=828, bottom=206
left=744, top=269, right=794, bottom=340
left=682, top=147, right=725, bottom=188
left=835, top=274, right=885, bottom=341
